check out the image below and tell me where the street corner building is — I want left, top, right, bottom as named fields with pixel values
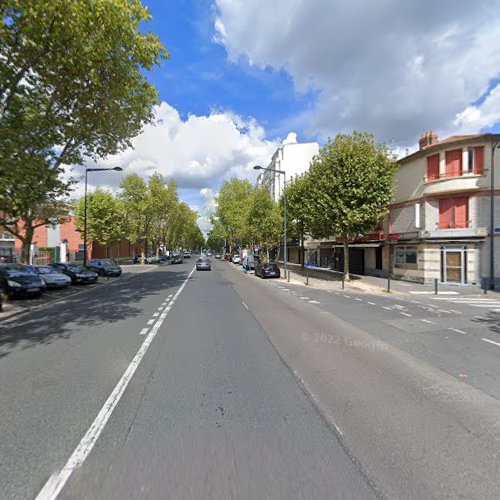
left=304, top=131, right=500, bottom=288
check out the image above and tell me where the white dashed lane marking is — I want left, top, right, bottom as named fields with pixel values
left=139, top=328, right=149, bottom=336
left=147, top=319, right=155, bottom=325
left=448, top=328, right=466, bottom=335
left=482, top=338, right=500, bottom=347
left=309, top=300, right=320, bottom=304
left=367, top=302, right=376, bottom=306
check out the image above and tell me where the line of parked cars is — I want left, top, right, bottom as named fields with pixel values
left=228, top=253, right=281, bottom=279
left=0, top=258, right=123, bottom=299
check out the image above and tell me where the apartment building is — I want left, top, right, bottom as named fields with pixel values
left=257, top=134, right=319, bottom=202
left=305, top=131, right=500, bottom=287
left=379, top=131, right=500, bottom=286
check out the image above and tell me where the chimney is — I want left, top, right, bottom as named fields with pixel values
left=419, top=131, right=438, bottom=150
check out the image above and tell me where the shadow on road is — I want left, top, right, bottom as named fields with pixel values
left=0, top=268, right=189, bottom=357
left=471, top=311, right=500, bottom=335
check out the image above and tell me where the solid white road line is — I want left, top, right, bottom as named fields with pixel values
left=481, top=338, right=500, bottom=347
left=35, top=266, right=196, bottom=500
left=241, top=301, right=249, bottom=310
left=139, top=328, right=149, bottom=336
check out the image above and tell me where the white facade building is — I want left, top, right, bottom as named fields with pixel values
left=257, top=134, right=319, bottom=202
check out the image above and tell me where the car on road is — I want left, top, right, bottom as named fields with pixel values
left=183, top=251, right=191, bottom=259
left=51, top=263, right=98, bottom=284
left=242, top=254, right=255, bottom=270
left=207, top=252, right=212, bottom=257
left=215, top=253, right=222, bottom=259
left=26, top=265, right=71, bottom=288
left=0, top=264, right=47, bottom=297
left=196, top=258, right=211, bottom=271
left=171, top=255, right=183, bottom=264
left=86, top=259, right=122, bottom=277
left=232, top=255, right=241, bottom=264
left=255, top=262, right=281, bottom=279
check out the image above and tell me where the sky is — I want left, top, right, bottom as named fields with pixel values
left=82, top=0, right=500, bottom=235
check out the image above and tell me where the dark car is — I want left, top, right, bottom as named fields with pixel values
left=255, top=262, right=281, bottom=279
left=86, top=259, right=122, bottom=277
left=171, top=255, right=183, bottom=264
left=196, top=258, right=211, bottom=271
left=0, top=264, right=47, bottom=297
left=52, top=263, right=98, bottom=284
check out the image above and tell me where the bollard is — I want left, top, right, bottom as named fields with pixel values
left=306, top=271, right=309, bottom=286
left=434, top=278, right=438, bottom=295
left=341, top=276, right=345, bottom=290
left=287, top=270, right=290, bottom=282
left=484, top=286, right=488, bottom=295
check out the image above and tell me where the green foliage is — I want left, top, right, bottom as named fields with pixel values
left=247, top=186, right=282, bottom=247
left=0, top=0, right=168, bottom=260
left=306, top=132, right=397, bottom=240
left=214, top=179, right=254, bottom=247
left=281, top=172, right=310, bottom=241
left=206, top=219, right=228, bottom=250
left=74, top=189, right=126, bottom=247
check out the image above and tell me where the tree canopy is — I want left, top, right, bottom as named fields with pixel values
left=0, top=0, right=168, bottom=261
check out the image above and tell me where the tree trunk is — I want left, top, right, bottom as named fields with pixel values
left=343, top=239, right=350, bottom=281
left=20, top=223, right=35, bottom=264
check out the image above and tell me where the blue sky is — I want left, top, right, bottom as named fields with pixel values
left=94, top=0, right=500, bottom=234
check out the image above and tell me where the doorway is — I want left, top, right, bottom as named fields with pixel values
left=441, top=247, right=467, bottom=284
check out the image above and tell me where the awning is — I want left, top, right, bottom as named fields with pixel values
left=332, top=243, right=382, bottom=248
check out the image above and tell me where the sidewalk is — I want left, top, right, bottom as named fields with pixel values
left=277, top=262, right=494, bottom=298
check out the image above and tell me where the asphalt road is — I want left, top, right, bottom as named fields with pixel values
left=1, top=259, right=500, bottom=499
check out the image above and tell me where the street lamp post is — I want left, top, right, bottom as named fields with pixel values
left=83, top=167, right=123, bottom=267
left=254, top=165, right=287, bottom=277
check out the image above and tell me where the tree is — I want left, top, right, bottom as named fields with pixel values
left=73, top=189, right=126, bottom=257
left=306, top=132, right=397, bottom=280
left=206, top=219, right=228, bottom=251
left=214, top=179, right=254, bottom=249
left=281, top=173, right=311, bottom=268
left=247, top=186, right=282, bottom=257
left=0, top=0, right=168, bottom=261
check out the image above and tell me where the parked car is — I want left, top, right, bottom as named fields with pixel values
left=215, top=253, right=222, bottom=259
left=242, top=254, right=255, bottom=270
left=51, top=263, right=98, bottom=284
left=183, top=251, right=191, bottom=259
left=255, top=262, right=281, bottom=279
left=196, top=258, right=211, bottom=271
left=86, top=259, right=122, bottom=277
left=171, top=255, right=183, bottom=264
left=0, top=264, right=47, bottom=297
left=26, top=265, right=71, bottom=288
left=207, top=252, right=212, bottom=257
left=232, top=255, right=241, bottom=264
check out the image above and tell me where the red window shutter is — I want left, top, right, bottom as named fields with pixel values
left=439, top=198, right=453, bottom=228
left=454, top=198, right=468, bottom=228
left=474, top=146, right=484, bottom=175
left=445, top=149, right=462, bottom=177
left=427, top=154, right=440, bottom=181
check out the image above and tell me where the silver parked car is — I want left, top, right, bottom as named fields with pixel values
left=26, top=265, right=72, bottom=288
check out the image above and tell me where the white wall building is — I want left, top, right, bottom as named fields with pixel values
left=257, top=133, right=319, bottom=202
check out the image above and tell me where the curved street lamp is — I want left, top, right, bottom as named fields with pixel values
left=83, top=166, right=123, bottom=267
left=254, top=165, right=287, bottom=277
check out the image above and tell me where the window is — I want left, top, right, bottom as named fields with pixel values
left=394, top=246, right=418, bottom=269
left=439, top=198, right=468, bottom=229
left=467, top=146, right=484, bottom=175
left=415, top=203, right=422, bottom=228
left=426, top=154, right=440, bottom=181
left=445, top=149, right=462, bottom=177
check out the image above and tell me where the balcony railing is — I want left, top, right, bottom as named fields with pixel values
left=425, top=169, right=484, bottom=183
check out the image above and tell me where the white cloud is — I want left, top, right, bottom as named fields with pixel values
left=74, top=101, right=279, bottom=193
left=214, top=0, right=500, bottom=145
left=454, top=83, right=500, bottom=133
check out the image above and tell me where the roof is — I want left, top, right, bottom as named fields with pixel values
left=399, top=133, right=500, bottom=164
